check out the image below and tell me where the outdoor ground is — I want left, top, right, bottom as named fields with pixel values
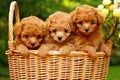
left=0, top=65, right=120, bottom=80
left=107, top=66, right=120, bottom=80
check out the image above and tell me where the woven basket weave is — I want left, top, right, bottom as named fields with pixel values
left=6, top=1, right=112, bottom=80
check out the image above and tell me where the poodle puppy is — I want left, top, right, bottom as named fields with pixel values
left=38, top=11, right=75, bottom=57
left=14, top=16, right=48, bottom=56
left=70, top=5, right=110, bottom=59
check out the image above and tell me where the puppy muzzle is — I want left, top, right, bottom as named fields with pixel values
left=57, top=36, right=62, bottom=40
left=85, top=28, right=89, bottom=32
left=56, top=32, right=63, bottom=41
left=31, top=42, right=35, bottom=46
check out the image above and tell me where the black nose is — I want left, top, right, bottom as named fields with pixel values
left=58, top=36, right=62, bottom=40
left=85, top=28, right=89, bottom=32
left=31, top=42, right=35, bottom=46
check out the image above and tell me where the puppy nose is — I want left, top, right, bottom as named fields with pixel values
left=85, top=28, right=89, bottom=32
left=58, top=36, right=62, bottom=40
left=31, top=42, right=35, bottom=46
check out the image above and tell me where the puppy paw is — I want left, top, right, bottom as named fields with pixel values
left=100, top=43, right=111, bottom=58
left=84, top=46, right=97, bottom=60
left=88, top=52, right=97, bottom=60
left=16, top=44, right=29, bottom=56
left=59, top=47, right=71, bottom=55
left=103, top=47, right=111, bottom=58
left=37, top=49, right=48, bottom=57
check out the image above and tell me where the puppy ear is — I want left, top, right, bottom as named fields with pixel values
left=13, top=22, right=22, bottom=37
left=43, top=27, right=49, bottom=37
left=41, top=22, right=50, bottom=37
left=45, top=19, right=52, bottom=33
left=97, top=12, right=105, bottom=25
left=70, top=7, right=80, bottom=28
left=72, top=7, right=81, bottom=21
left=69, top=18, right=76, bottom=33
left=70, top=11, right=77, bottom=24
left=46, top=19, right=51, bottom=27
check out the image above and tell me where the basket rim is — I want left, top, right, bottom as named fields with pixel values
left=6, top=49, right=105, bottom=57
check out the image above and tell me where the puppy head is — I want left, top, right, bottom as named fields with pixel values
left=46, top=11, right=75, bottom=43
left=71, top=5, right=105, bottom=35
left=49, top=23, right=72, bottom=43
left=14, top=16, right=48, bottom=49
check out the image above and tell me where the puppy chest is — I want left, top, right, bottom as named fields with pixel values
left=51, top=43, right=63, bottom=50
left=75, top=37, right=100, bottom=48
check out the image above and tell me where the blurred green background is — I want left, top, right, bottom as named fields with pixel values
left=0, top=0, right=120, bottom=80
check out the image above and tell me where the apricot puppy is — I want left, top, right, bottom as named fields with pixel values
left=38, top=11, right=75, bottom=57
left=14, top=16, right=47, bottom=56
left=71, top=5, right=110, bottom=59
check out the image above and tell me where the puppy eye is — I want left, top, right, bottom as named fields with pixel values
left=64, top=29, right=68, bottom=33
left=52, top=29, right=57, bottom=33
left=25, top=35, right=29, bottom=38
left=90, top=21, right=95, bottom=24
left=37, top=35, right=41, bottom=39
left=79, top=21, right=83, bottom=25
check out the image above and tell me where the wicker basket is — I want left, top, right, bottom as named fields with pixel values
left=6, top=1, right=113, bottom=80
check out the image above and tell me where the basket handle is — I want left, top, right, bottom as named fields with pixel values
left=8, top=1, right=20, bottom=50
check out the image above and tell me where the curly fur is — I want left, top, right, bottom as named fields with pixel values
left=71, top=5, right=110, bottom=59
left=14, top=16, right=48, bottom=56
left=38, top=11, right=75, bottom=57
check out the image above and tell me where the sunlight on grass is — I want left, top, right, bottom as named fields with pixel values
left=63, top=0, right=80, bottom=7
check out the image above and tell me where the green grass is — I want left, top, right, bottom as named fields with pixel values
left=0, top=66, right=9, bottom=74
left=0, top=78, right=9, bottom=80
left=0, top=65, right=120, bottom=80
left=107, top=66, right=120, bottom=80
left=0, top=65, right=9, bottom=80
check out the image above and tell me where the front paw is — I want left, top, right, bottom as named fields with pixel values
left=37, top=49, right=48, bottom=57
left=83, top=46, right=97, bottom=60
left=104, top=48, right=111, bottom=58
left=88, top=52, right=97, bottom=60
left=16, top=45, right=29, bottom=56
left=59, top=48, right=71, bottom=55
left=86, top=49, right=97, bottom=60
left=101, top=44, right=111, bottom=58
